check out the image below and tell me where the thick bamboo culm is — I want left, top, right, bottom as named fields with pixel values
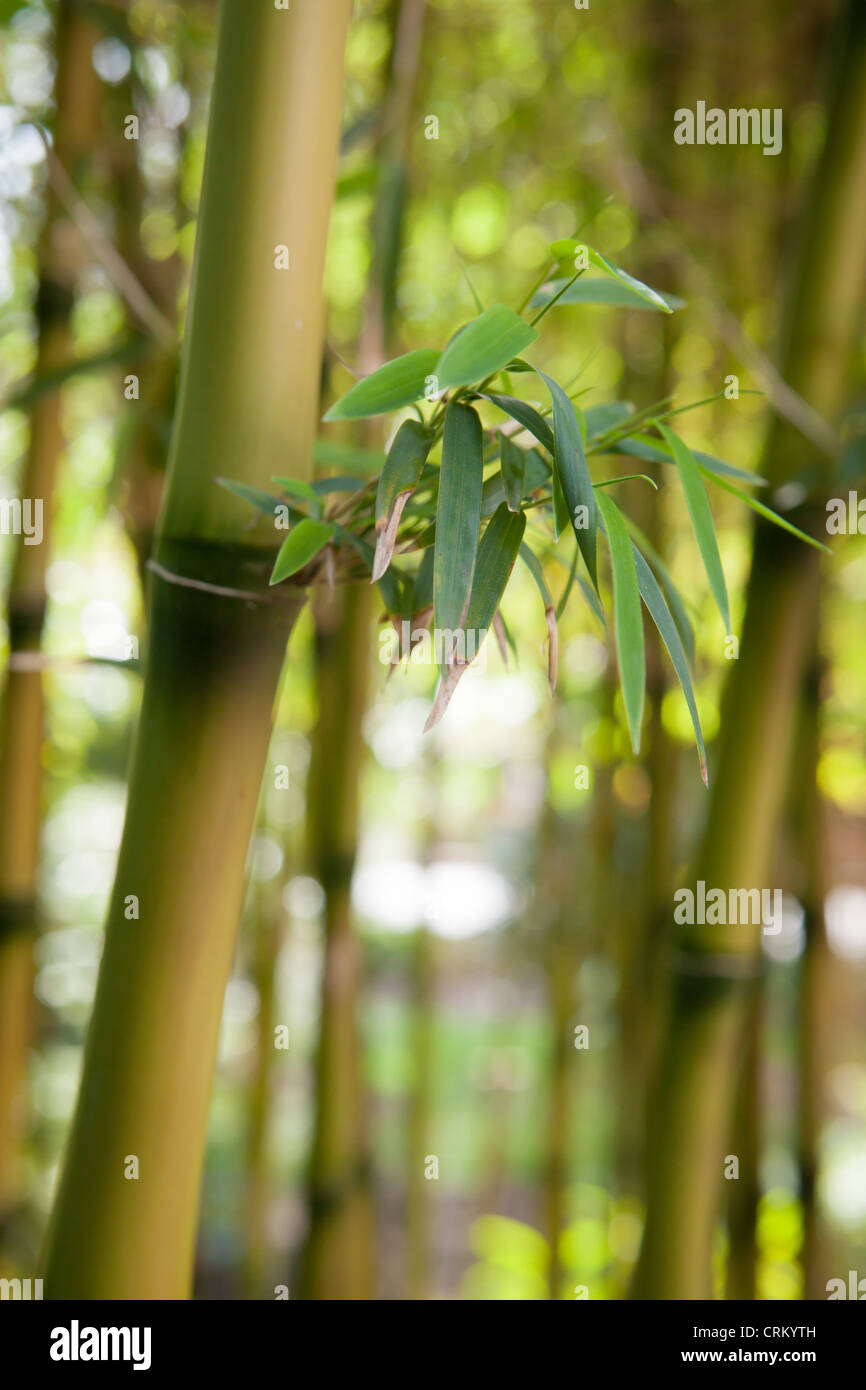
left=42, top=0, right=353, bottom=1298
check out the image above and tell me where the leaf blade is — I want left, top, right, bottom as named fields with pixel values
left=658, top=422, right=730, bottom=632
left=539, top=370, right=598, bottom=585
left=633, top=546, right=707, bottom=786
left=270, top=518, right=335, bottom=584
left=433, top=402, right=484, bottom=638
left=373, top=419, right=433, bottom=580
left=323, top=348, right=440, bottom=420
left=435, top=304, right=537, bottom=391
left=596, top=491, right=645, bottom=754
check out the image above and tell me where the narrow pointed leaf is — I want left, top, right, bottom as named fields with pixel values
left=270, top=518, right=335, bottom=584
left=625, top=517, right=696, bottom=668
left=465, top=503, right=526, bottom=632
left=658, top=422, right=730, bottom=631
left=549, top=241, right=674, bottom=313
left=608, top=432, right=765, bottom=486
left=313, top=439, right=384, bottom=472
left=323, top=347, right=440, bottom=420
left=435, top=304, right=537, bottom=391
left=596, top=491, right=645, bottom=753
left=539, top=370, right=597, bottom=585
left=373, top=419, right=433, bottom=580
left=433, top=402, right=484, bottom=637
left=531, top=275, right=683, bottom=313
left=344, top=531, right=406, bottom=616
left=585, top=401, right=635, bottom=441
left=633, top=546, right=707, bottom=786
left=500, top=435, right=526, bottom=511
left=312, top=475, right=366, bottom=495
left=702, top=471, right=831, bottom=553
left=426, top=503, right=525, bottom=730
left=480, top=392, right=554, bottom=454
left=271, top=476, right=323, bottom=516
left=216, top=477, right=287, bottom=518
left=413, top=545, right=435, bottom=612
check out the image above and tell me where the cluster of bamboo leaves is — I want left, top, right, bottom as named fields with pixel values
left=220, top=241, right=825, bottom=784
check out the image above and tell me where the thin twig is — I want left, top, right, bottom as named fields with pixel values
left=38, top=129, right=176, bottom=349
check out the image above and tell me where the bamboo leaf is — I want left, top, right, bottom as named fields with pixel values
left=313, top=439, right=384, bottom=472
left=426, top=503, right=525, bottom=729
left=482, top=450, right=549, bottom=516
left=585, top=401, right=635, bottom=441
left=500, top=435, right=526, bottom=512
left=607, top=431, right=765, bottom=486
left=531, top=275, right=683, bottom=313
left=373, top=419, right=433, bottom=580
left=434, top=304, right=537, bottom=391
left=625, top=517, right=696, bottom=668
left=552, top=466, right=569, bottom=541
left=215, top=477, right=286, bottom=518
left=539, top=370, right=597, bottom=585
left=312, top=475, right=366, bottom=495
left=633, top=546, right=708, bottom=786
left=465, top=503, right=527, bottom=632
left=433, top=402, right=484, bottom=637
left=549, top=241, right=674, bottom=313
left=271, top=475, right=323, bottom=516
left=596, top=491, right=645, bottom=753
left=413, top=545, right=435, bottom=612
left=323, top=347, right=440, bottom=420
left=480, top=392, right=555, bottom=454
left=702, top=471, right=831, bottom=553
left=344, top=532, right=405, bottom=615
left=269, top=518, right=335, bottom=584
left=657, top=422, right=730, bottom=631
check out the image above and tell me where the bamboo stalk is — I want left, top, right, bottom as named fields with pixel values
left=0, top=0, right=102, bottom=1237
left=407, top=920, right=435, bottom=1300
left=632, top=0, right=866, bottom=1299
left=41, top=0, right=353, bottom=1299
left=792, top=613, right=831, bottom=1300
left=296, top=583, right=375, bottom=1300
left=242, top=865, right=285, bottom=1298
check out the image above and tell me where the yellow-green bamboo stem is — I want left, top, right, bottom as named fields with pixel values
left=242, top=868, right=284, bottom=1299
left=0, top=0, right=101, bottom=1236
left=539, top=789, right=580, bottom=1301
left=724, top=984, right=761, bottom=1300
left=41, top=0, right=352, bottom=1299
left=407, top=920, right=434, bottom=1300
left=792, top=616, right=831, bottom=1300
left=296, top=583, right=375, bottom=1300
left=632, top=0, right=866, bottom=1299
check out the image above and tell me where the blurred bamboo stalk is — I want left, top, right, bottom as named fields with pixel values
left=41, top=0, right=352, bottom=1298
left=792, top=609, right=831, bottom=1300
left=632, top=0, right=866, bottom=1299
left=297, top=0, right=429, bottom=1299
left=242, top=866, right=286, bottom=1298
left=0, top=0, right=101, bottom=1246
left=724, top=985, right=761, bottom=1299
left=296, top=583, right=375, bottom=1300
left=407, top=918, right=435, bottom=1300
left=540, top=792, right=581, bottom=1300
